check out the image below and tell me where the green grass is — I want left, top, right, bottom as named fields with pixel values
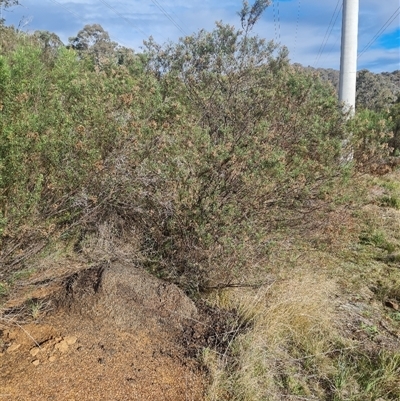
left=379, top=195, right=400, bottom=209
left=0, top=282, right=9, bottom=297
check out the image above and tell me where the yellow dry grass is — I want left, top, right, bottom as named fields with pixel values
left=205, top=272, right=342, bottom=401
left=203, top=170, right=400, bottom=401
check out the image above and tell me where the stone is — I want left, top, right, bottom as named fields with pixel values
left=54, top=340, right=69, bottom=353
left=32, top=360, right=40, bottom=366
left=385, top=299, right=399, bottom=310
left=7, top=343, right=21, bottom=353
left=48, top=356, right=56, bottom=362
left=30, top=347, right=40, bottom=357
left=64, top=336, right=77, bottom=345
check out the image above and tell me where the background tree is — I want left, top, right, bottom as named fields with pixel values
left=114, top=46, right=148, bottom=77
left=238, top=0, right=270, bottom=33
left=68, top=24, right=118, bottom=65
left=356, top=69, right=397, bottom=112
left=33, top=30, right=64, bottom=64
left=0, top=0, right=19, bottom=25
left=0, top=0, right=18, bottom=6
left=34, top=30, right=63, bottom=50
left=304, top=67, right=399, bottom=113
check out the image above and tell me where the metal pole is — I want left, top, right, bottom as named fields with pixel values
left=339, top=0, right=359, bottom=116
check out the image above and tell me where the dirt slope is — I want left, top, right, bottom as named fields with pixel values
left=0, top=263, right=206, bottom=401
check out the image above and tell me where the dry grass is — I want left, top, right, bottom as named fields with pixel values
left=203, top=170, right=400, bottom=401
left=204, top=273, right=342, bottom=401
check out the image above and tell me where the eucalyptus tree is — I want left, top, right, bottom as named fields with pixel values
left=68, top=24, right=118, bottom=66
left=0, top=0, right=19, bottom=25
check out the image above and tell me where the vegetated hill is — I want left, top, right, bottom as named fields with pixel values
left=300, top=65, right=400, bottom=111
left=1, top=1, right=400, bottom=400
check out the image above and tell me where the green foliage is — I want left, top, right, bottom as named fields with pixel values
left=0, top=281, right=8, bottom=297
left=349, top=108, right=393, bottom=172
left=32, top=30, right=64, bottom=66
left=136, top=21, right=348, bottom=289
left=379, top=195, right=400, bottom=209
left=0, top=39, right=145, bottom=238
left=389, top=96, right=400, bottom=153
left=0, top=17, right=353, bottom=291
left=68, top=24, right=118, bottom=66
left=356, top=69, right=398, bottom=112
left=359, top=230, right=395, bottom=253
left=332, top=351, right=400, bottom=401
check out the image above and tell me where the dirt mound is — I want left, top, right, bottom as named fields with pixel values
left=0, top=264, right=206, bottom=400
left=62, top=262, right=199, bottom=332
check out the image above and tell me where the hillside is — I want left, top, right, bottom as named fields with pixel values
left=1, top=3, right=400, bottom=400
left=300, top=66, right=400, bottom=111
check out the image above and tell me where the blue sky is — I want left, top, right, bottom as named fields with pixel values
left=2, top=0, right=399, bottom=72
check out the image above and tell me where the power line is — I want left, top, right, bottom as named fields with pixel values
left=149, top=0, right=187, bottom=36
left=325, top=31, right=341, bottom=60
left=98, top=0, right=149, bottom=38
left=47, top=0, right=131, bottom=49
left=276, top=0, right=281, bottom=42
left=47, top=0, right=82, bottom=21
left=314, top=0, right=342, bottom=67
left=318, top=4, right=343, bottom=67
left=272, top=0, right=277, bottom=42
left=358, top=6, right=400, bottom=60
left=292, top=0, right=301, bottom=57
left=167, top=5, right=189, bottom=35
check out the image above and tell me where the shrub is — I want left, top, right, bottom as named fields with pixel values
left=0, top=38, right=150, bottom=262
left=85, top=18, right=352, bottom=291
left=349, top=108, right=393, bottom=172
left=1, top=11, right=353, bottom=293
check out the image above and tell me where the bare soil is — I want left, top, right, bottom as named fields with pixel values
left=0, top=263, right=208, bottom=400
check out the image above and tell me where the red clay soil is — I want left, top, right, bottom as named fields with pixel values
left=0, top=263, right=206, bottom=401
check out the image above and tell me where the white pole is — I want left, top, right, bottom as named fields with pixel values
left=339, top=0, right=359, bottom=116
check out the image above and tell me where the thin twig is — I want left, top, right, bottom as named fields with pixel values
left=0, top=317, right=42, bottom=349
left=202, top=278, right=275, bottom=291
left=279, top=346, right=358, bottom=363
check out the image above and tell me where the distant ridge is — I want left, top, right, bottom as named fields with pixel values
left=293, top=64, right=400, bottom=111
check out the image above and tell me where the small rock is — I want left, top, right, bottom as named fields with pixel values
left=30, top=347, right=40, bottom=357
left=7, top=343, right=21, bottom=353
left=32, top=360, right=40, bottom=366
left=358, top=286, right=375, bottom=300
left=54, top=340, right=69, bottom=353
left=385, top=299, right=399, bottom=310
left=64, top=336, right=77, bottom=345
left=48, top=356, right=56, bottom=362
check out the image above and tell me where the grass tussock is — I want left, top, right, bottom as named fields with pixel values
left=204, top=272, right=400, bottom=400
left=203, top=170, right=400, bottom=401
left=204, top=274, right=341, bottom=401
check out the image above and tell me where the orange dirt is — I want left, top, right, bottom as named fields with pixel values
left=0, top=264, right=206, bottom=401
